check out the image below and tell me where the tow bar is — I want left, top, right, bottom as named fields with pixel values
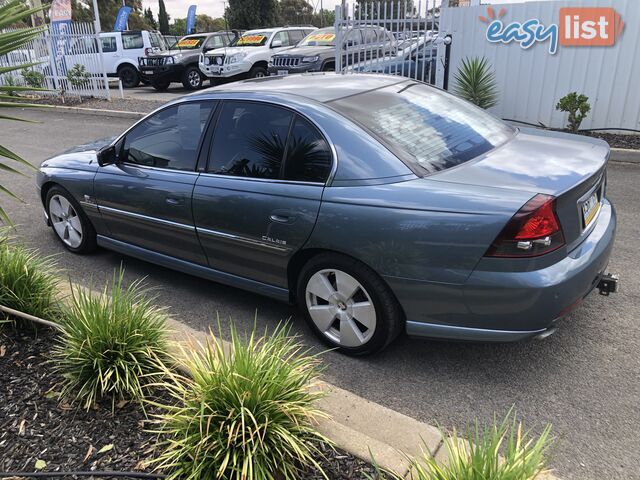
left=598, top=273, right=619, bottom=296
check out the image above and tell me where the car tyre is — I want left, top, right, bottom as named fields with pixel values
left=297, top=253, right=404, bottom=355
left=118, top=64, right=140, bottom=88
left=45, top=185, right=97, bottom=254
left=182, top=66, right=204, bottom=90
left=152, top=80, right=171, bottom=91
left=249, top=65, right=268, bottom=78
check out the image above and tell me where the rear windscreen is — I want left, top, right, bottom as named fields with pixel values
left=330, top=81, right=513, bottom=174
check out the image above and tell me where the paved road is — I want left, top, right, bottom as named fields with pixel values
left=2, top=108, right=639, bottom=480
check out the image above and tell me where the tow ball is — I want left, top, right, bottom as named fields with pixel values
left=597, top=273, right=619, bottom=296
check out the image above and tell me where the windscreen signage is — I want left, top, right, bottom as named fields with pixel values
left=480, top=6, right=625, bottom=54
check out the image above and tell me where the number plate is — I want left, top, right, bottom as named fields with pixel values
left=143, top=70, right=153, bottom=75
left=581, top=191, right=601, bottom=227
left=210, top=66, right=221, bottom=73
left=277, top=70, right=289, bottom=76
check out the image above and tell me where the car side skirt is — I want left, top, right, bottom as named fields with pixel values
left=96, top=235, right=290, bottom=302
left=406, top=320, right=547, bottom=342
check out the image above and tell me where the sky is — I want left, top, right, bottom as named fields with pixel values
left=141, top=0, right=552, bottom=22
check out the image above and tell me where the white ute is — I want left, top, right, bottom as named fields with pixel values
left=199, top=26, right=315, bottom=80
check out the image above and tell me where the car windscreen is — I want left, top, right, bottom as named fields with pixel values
left=175, top=36, right=206, bottom=49
left=235, top=32, right=270, bottom=46
left=299, top=29, right=335, bottom=47
left=330, top=81, right=513, bottom=175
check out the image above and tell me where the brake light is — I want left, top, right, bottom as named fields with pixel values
left=485, top=194, right=565, bottom=257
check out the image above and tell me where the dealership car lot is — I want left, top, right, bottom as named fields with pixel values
left=1, top=108, right=639, bottom=480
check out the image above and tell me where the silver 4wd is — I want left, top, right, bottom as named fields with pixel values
left=199, top=26, right=315, bottom=80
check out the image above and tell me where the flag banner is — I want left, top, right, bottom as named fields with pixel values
left=114, top=6, right=133, bottom=32
left=186, top=5, right=197, bottom=34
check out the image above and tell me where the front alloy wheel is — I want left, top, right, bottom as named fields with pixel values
left=49, top=194, right=83, bottom=249
left=306, top=269, right=377, bottom=348
left=182, top=66, right=203, bottom=90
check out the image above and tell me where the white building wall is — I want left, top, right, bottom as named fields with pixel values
left=439, top=0, right=640, bottom=130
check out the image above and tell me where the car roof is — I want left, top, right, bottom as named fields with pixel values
left=191, top=73, right=407, bottom=104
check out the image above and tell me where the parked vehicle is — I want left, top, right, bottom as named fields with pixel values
left=267, top=26, right=396, bottom=76
left=199, top=26, right=316, bottom=80
left=67, top=30, right=167, bottom=88
left=351, top=34, right=437, bottom=83
left=36, top=74, right=618, bottom=355
left=139, top=32, right=240, bottom=91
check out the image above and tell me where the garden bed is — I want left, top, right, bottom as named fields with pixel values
left=0, top=327, right=381, bottom=480
left=581, top=131, right=640, bottom=150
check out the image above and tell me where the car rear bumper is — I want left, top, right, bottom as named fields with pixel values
left=387, top=199, right=617, bottom=342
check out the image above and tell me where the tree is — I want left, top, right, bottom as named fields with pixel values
left=158, top=0, right=170, bottom=34
left=279, top=0, right=313, bottom=26
left=169, top=17, right=186, bottom=36
left=225, top=0, right=279, bottom=30
left=0, top=0, right=48, bottom=224
left=72, top=0, right=152, bottom=31
left=353, top=0, right=414, bottom=20
left=71, top=0, right=93, bottom=23
left=311, top=8, right=334, bottom=28
left=144, top=7, right=157, bottom=30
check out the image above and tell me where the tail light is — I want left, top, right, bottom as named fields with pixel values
left=485, top=194, right=565, bottom=258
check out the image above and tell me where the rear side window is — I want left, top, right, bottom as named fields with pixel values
left=122, top=102, right=214, bottom=171
left=122, top=33, right=143, bottom=49
left=208, top=101, right=293, bottom=179
left=283, top=117, right=332, bottom=183
left=331, top=81, right=513, bottom=174
left=101, top=36, right=116, bottom=53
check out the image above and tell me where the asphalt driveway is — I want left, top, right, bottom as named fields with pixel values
left=2, top=108, right=639, bottom=480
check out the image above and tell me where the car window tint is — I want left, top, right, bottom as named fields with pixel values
left=208, top=101, right=293, bottom=179
left=122, top=33, right=144, bottom=49
left=101, top=36, right=117, bottom=53
left=283, top=116, right=332, bottom=183
left=331, top=81, right=513, bottom=174
left=289, top=30, right=304, bottom=44
left=123, top=102, right=214, bottom=171
left=272, top=31, right=290, bottom=46
left=204, top=35, right=224, bottom=49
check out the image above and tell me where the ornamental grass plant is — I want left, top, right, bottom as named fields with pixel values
left=53, top=269, right=169, bottom=410
left=149, top=323, right=330, bottom=480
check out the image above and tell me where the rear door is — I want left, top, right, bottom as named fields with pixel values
left=192, top=100, right=334, bottom=287
left=100, top=34, right=119, bottom=73
left=94, top=101, right=216, bottom=264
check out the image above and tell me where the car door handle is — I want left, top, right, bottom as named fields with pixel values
left=165, top=196, right=184, bottom=206
left=270, top=213, right=295, bottom=224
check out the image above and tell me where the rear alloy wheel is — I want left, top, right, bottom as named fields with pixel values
left=297, top=253, right=403, bottom=355
left=46, top=186, right=96, bottom=254
left=182, top=66, right=204, bottom=90
left=249, top=66, right=268, bottom=78
left=152, top=80, right=170, bottom=91
left=118, top=64, right=140, bottom=88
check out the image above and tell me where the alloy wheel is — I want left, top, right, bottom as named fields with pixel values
left=188, top=70, right=201, bottom=87
left=49, top=194, right=83, bottom=248
left=305, top=269, right=377, bottom=348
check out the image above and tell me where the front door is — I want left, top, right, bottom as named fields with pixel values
left=192, top=100, right=334, bottom=287
left=94, top=100, right=216, bottom=265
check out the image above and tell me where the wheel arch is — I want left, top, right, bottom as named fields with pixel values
left=116, top=60, right=138, bottom=72
left=251, top=60, right=269, bottom=70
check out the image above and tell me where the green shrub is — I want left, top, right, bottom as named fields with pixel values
left=2, top=74, right=19, bottom=96
left=21, top=68, right=45, bottom=88
left=453, top=57, right=498, bottom=109
left=53, top=270, right=169, bottom=410
left=149, top=324, right=329, bottom=480
left=556, top=92, right=591, bottom=133
left=0, top=236, right=62, bottom=321
left=404, top=411, right=553, bottom=480
left=66, top=63, right=91, bottom=89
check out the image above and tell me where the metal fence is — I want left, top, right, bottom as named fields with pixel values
left=334, top=1, right=443, bottom=87
left=0, top=22, right=110, bottom=100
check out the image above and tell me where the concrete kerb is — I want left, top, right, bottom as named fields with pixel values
left=27, top=105, right=640, bottom=165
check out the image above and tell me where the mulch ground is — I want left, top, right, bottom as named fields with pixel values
left=0, top=327, right=382, bottom=479
left=580, top=131, right=640, bottom=150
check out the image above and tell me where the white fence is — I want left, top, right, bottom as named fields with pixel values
left=439, top=0, right=640, bottom=130
left=334, top=1, right=443, bottom=86
left=0, top=22, right=110, bottom=100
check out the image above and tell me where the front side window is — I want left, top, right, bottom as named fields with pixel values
left=101, top=36, right=117, bottom=53
left=122, top=102, right=214, bottom=171
left=283, top=117, right=332, bottom=183
left=204, top=35, right=224, bottom=50
left=288, top=30, right=304, bottom=44
left=272, top=31, right=290, bottom=46
left=149, top=32, right=167, bottom=50
left=331, top=81, right=513, bottom=174
left=208, top=101, right=293, bottom=179
left=122, top=33, right=144, bottom=49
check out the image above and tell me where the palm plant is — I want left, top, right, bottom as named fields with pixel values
left=453, top=56, right=499, bottom=110
left=0, top=0, right=48, bottom=224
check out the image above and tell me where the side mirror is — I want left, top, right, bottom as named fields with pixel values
left=271, top=39, right=283, bottom=48
left=97, top=145, right=117, bottom=167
